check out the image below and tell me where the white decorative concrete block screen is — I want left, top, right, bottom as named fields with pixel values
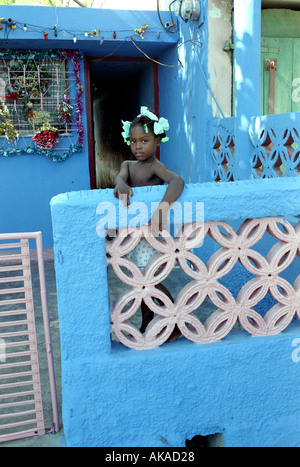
left=106, top=218, right=300, bottom=350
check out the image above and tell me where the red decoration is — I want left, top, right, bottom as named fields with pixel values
left=33, top=123, right=59, bottom=149
left=6, top=92, right=18, bottom=101
left=44, top=32, right=48, bottom=41
left=113, top=31, right=117, bottom=39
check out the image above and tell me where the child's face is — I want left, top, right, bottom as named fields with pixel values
left=129, top=124, right=161, bottom=162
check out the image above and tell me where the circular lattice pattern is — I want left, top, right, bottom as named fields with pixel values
left=106, top=218, right=300, bottom=350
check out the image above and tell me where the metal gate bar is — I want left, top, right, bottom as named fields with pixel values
left=0, top=232, right=59, bottom=443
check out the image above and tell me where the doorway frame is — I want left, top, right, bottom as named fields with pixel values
left=84, top=56, right=159, bottom=189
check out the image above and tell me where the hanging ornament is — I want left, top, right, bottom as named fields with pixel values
left=44, top=31, right=48, bottom=41
left=113, top=31, right=117, bottom=39
left=32, top=122, right=59, bottom=149
left=0, top=97, right=19, bottom=143
left=73, top=35, right=77, bottom=43
left=134, top=24, right=148, bottom=39
left=23, top=24, right=27, bottom=32
left=6, top=18, right=16, bottom=29
left=57, top=94, right=73, bottom=124
left=90, top=29, right=101, bottom=37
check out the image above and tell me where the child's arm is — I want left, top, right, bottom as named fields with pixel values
left=151, top=162, right=184, bottom=232
left=114, top=161, right=133, bottom=207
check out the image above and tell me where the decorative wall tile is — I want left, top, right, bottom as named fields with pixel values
left=106, top=218, right=300, bottom=350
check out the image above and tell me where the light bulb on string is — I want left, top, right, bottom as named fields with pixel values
left=99, top=37, right=104, bottom=45
left=73, top=35, right=77, bottom=43
left=23, top=24, right=27, bottom=32
left=84, top=31, right=88, bottom=37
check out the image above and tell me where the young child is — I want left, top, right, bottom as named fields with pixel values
left=113, top=106, right=184, bottom=336
left=114, top=106, right=184, bottom=231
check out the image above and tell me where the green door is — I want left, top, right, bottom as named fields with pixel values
left=261, top=9, right=300, bottom=115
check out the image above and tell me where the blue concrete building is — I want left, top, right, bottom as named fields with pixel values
left=1, top=1, right=299, bottom=447
left=0, top=3, right=210, bottom=247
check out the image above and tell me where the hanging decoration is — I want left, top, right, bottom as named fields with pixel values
left=32, top=122, right=59, bottom=149
left=0, top=49, right=84, bottom=162
left=134, top=24, right=149, bottom=39
left=69, top=51, right=85, bottom=147
left=0, top=97, right=18, bottom=143
left=0, top=14, right=180, bottom=162
left=6, top=59, right=51, bottom=100
left=86, top=29, right=101, bottom=37
left=58, top=94, right=73, bottom=124
left=0, top=16, right=180, bottom=67
left=0, top=15, right=170, bottom=43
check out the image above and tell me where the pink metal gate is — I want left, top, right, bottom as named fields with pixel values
left=0, top=232, right=59, bottom=443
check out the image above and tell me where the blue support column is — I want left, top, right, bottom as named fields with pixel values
left=234, top=0, right=261, bottom=180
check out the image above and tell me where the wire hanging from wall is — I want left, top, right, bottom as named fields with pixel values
left=0, top=12, right=225, bottom=78
left=157, top=0, right=177, bottom=33
left=130, top=36, right=182, bottom=68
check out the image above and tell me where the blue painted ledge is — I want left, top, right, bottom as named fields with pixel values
left=51, top=177, right=300, bottom=224
left=50, top=179, right=300, bottom=447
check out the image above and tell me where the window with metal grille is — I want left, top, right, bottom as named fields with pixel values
left=0, top=56, right=72, bottom=138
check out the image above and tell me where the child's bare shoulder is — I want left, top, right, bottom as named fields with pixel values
left=152, top=158, right=182, bottom=183
left=124, top=160, right=139, bottom=166
left=119, top=160, right=137, bottom=172
left=120, top=160, right=134, bottom=166
left=152, top=158, right=171, bottom=175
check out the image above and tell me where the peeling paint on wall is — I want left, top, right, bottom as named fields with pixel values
left=208, top=0, right=233, bottom=117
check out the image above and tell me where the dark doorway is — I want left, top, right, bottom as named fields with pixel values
left=87, top=58, right=158, bottom=189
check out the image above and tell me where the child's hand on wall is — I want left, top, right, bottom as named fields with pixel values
left=113, top=182, right=133, bottom=207
left=150, top=201, right=169, bottom=234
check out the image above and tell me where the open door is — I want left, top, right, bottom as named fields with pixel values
left=85, top=58, right=159, bottom=189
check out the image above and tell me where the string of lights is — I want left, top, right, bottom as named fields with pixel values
left=0, top=16, right=166, bottom=44
left=0, top=15, right=185, bottom=68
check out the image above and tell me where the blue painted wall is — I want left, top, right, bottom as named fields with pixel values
left=0, top=4, right=216, bottom=247
left=0, top=5, right=186, bottom=248
left=0, top=50, right=90, bottom=248
left=158, top=5, right=212, bottom=184
left=0, top=151, right=90, bottom=248
left=50, top=179, right=300, bottom=447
